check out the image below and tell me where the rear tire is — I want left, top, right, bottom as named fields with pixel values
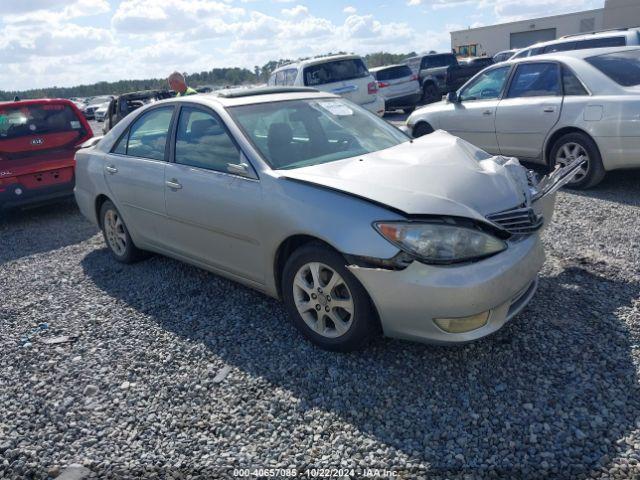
left=549, top=132, right=605, bottom=189
left=282, top=244, right=377, bottom=352
left=100, top=200, right=146, bottom=263
left=412, top=122, right=434, bottom=138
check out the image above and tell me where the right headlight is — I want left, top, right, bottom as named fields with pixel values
left=373, top=221, right=507, bottom=264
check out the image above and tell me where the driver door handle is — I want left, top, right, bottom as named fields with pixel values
left=105, top=165, right=118, bottom=174
left=165, top=179, right=182, bottom=190
left=482, top=110, right=493, bottom=116
left=543, top=106, right=556, bottom=113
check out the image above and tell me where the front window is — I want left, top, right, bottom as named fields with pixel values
left=587, top=49, right=640, bottom=86
left=459, top=66, right=510, bottom=101
left=228, top=98, right=409, bottom=170
left=175, top=107, right=241, bottom=172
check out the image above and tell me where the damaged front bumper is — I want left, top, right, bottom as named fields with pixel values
left=348, top=232, right=545, bottom=344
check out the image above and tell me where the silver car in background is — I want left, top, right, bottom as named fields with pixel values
left=369, top=64, right=421, bottom=114
left=75, top=87, right=568, bottom=351
left=408, top=47, right=640, bottom=188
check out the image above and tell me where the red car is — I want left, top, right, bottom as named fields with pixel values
left=0, top=98, right=93, bottom=209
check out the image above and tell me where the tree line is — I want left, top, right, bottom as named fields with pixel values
left=0, top=51, right=421, bottom=101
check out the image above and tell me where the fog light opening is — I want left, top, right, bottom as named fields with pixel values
left=433, top=311, right=490, bottom=334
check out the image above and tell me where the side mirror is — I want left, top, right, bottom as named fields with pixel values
left=447, top=91, right=460, bottom=103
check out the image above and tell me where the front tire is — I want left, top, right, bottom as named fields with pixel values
left=100, top=200, right=146, bottom=263
left=282, top=244, right=377, bottom=352
left=550, top=132, right=605, bottom=189
left=412, top=122, right=434, bottom=138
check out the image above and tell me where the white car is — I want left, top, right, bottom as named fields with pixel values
left=369, top=64, right=421, bottom=114
left=94, top=102, right=110, bottom=122
left=511, top=27, right=640, bottom=60
left=268, top=55, right=385, bottom=117
left=407, top=46, right=640, bottom=189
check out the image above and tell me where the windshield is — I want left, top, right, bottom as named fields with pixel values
left=228, top=98, right=409, bottom=170
left=587, top=49, right=640, bottom=86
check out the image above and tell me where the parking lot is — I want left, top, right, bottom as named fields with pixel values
left=1, top=107, right=640, bottom=479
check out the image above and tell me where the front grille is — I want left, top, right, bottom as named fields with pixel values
left=486, top=206, right=543, bottom=235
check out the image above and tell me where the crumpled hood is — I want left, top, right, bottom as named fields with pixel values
left=278, top=130, right=528, bottom=221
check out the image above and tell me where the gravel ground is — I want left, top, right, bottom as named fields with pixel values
left=1, top=165, right=639, bottom=478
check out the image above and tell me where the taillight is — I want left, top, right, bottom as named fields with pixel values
left=377, top=81, right=390, bottom=89
left=368, top=81, right=378, bottom=94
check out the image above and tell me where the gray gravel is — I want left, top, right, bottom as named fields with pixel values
left=1, top=169, right=639, bottom=479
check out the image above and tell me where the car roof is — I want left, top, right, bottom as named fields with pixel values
left=155, top=87, right=339, bottom=108
left=273, top=54, right=363, bottom=72
left=369, top=64, right=410, bottom=72
left=503, top=45, right=640, bottom=64
left=0, top=98, right=76, bottom=108
left=521, top=29, right=637, bottom=51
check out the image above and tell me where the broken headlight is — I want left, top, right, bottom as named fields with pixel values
left=373, top=221, right=507, bottom=264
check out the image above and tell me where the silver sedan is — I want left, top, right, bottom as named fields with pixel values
left=75, top=88, right=570, bottom=351
left=408, top=46, right=640, bottom=188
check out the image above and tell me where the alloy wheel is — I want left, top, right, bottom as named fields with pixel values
left=292, top=262, right=354, bottom=339
left=104, top=209, right=127, bottom=256
left=555, top=142, right=589, bottom=184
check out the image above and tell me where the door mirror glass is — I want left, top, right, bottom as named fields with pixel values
left=459, top=66, right=510, bottom=101
left=447, top=91, right=460, bottom=103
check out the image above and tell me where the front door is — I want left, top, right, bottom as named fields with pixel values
left=438, top=66, right=511, bottom=154
left=162, top=105, right=264, bottom=284
left=495, top=62, right=562, bottom=160
left=103, top=106, right=175, bottom=246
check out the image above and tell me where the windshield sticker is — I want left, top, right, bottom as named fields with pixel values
left=70, top=120, right=81, bottom=129
left=317, top=100, right=353, bottom=117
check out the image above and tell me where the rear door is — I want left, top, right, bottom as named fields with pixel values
left=438, top=65, right=511, bottom=154
left=103, top=105, right=175, bottom=246
left=302, top=58, right=376, bottom=106
left=0, top=101, right=92, bottom=188
left=495, top=62, right=562, bottom=160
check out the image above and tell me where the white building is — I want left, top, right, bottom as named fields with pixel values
left=451, top=0, right=640, bottom=57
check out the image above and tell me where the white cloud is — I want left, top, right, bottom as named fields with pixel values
left=281, top=5, right=309, bottom=18
left=111, top=0, right=244, bottom=35
left=343, top=6, right=357, bottom=14
left=407, top=0, right=422, bottom=5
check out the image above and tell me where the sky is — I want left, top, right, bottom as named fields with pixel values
left=0, top=0, right=604, bottom=91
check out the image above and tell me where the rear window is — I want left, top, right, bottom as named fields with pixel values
left=373, top=66, right=414, bottom=81
left=303, top=59, right=369, bottom=86
left=0, top=103, right=83, bottom=140
left=586, top=49, right=640, bottom=86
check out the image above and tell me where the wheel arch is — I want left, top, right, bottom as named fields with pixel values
left=544, top=126, right=600, bottom=166
left=273, top=234, right=337, bottom=300
left=95, top=194, right=111, bottom=228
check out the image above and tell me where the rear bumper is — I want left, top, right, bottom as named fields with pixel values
left=384, top=92, right=422, bottom=110
left=0, top=180, right=74, bottom=209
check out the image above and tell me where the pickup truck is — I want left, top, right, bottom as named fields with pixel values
left=405, top=53, right=493, bottom=104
